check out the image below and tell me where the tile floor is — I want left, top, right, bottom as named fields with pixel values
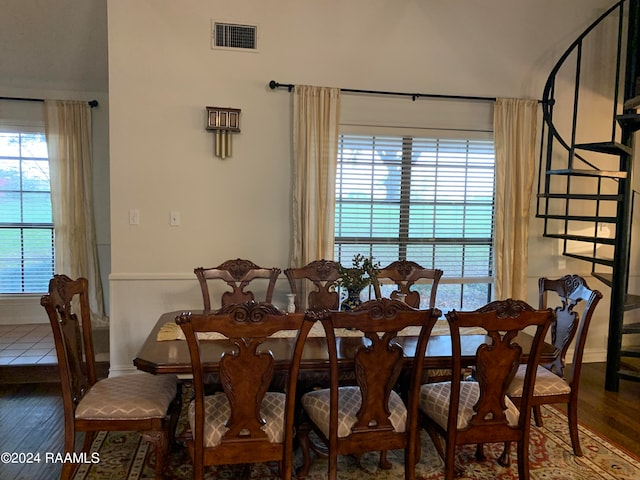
left=0, top=324, right=57, bottom=366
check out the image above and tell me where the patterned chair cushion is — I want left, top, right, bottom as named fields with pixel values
left=420, top=381, right=519, bottom=430
left=75, top=373, right=178, bottom=420
left=506, top=364, right=571, bottom=397
left=188, top=391, right=286, bottom=447
left=301, top=385, right=407, bottom=439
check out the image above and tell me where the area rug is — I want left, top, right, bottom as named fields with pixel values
left=73, top=405, right=640, bottom=480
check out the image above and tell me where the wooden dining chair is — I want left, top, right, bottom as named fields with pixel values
left=194, top=258, right=281, bottom=310
left=373, top=260, right=443, bottom=309
left=373, top=261, right=446, bottom=382
left=41, top=275, right=180, bottom=480
left=175, top=301, right=313, bottom=479
left=284, top=259, right=341, bottom=312
left=505, top=275, right=603, bottom=456
left=296, top=298, right=441, bottom=480
left=418, top=299, right=554, bottom=480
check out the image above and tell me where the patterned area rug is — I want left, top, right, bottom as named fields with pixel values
left=73, top=405, right=640, bottom=480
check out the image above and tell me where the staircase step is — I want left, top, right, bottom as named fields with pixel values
left=563, top=252, right=614, bottom=266
left=536, top=214, right=618, bottom=223
left=624, top=296, right=640, bottom=311
left=623, top=322, right=640, bottom=333
left=574, top=141, right=633, bottom=156
left=537, top=193, right=623, bottom=201
left=592, top=272, right=612, bottom=287
left=546, top=168, right=627, bottom=179
left=543, top=233, right=615, bottom=245
left=620, top=346, right=640, bottom=357
left=618, top=369, right=640, bottom=382
left=616, top=113, right=640, bottom=132
left=620, top=356, right=640, bottom=369
left=624, top=94, right=640, bottom=110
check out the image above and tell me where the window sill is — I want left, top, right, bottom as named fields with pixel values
left=0, top=295, right=47, bottom=325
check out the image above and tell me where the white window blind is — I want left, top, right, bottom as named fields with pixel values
left=0, top=131, right=53, bottom=293
left=334, top=133, right=495, bottom=310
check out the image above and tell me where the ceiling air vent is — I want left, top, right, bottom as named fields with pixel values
left=211, top=21, right=258, bottom=51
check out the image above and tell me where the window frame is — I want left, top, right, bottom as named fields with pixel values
left=0, top=126, right=54, bottom=295
left=333, top=127, right=496, bottom=311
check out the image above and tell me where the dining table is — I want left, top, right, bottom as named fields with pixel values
left=133, top=310, right=558, bottom=376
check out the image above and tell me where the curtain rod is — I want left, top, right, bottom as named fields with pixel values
left=268, top=80, right=497, bottom=103
left=0, top=96, right=99, bottom=108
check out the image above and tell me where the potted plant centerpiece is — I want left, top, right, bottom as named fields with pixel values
left=336, top=254, right=381, bottom=311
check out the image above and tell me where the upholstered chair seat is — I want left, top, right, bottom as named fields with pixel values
left=75, top=373, right=178, bottom=420
left=420, top=381, right=520, bottom=430
left=507, top=364, right=572, bottom=398
left=301, top=386, right=407, bottom=439
left=188, top=391, right=286, bottom=447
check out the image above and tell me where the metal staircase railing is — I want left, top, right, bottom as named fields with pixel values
left=536, top=0, right=640, bottom=391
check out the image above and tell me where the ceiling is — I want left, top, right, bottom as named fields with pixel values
left=0, top=0, right=109, bottom=93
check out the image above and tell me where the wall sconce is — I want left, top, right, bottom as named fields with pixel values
left=206, top=106, right=241, bottom=159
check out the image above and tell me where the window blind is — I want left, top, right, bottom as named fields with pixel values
left=0, top=131, right=53, bottom=293
left=334, top=133, right=495, bottom=309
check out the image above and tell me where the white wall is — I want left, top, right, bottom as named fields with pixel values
left=107, top=0, right=617, bottom=374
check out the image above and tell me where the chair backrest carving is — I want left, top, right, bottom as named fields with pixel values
left=538, top=275, right=602, bottom=379
left=446, top=299, right=554, bottom=436
left=40, top=275, right=96, bottom=415
left=176, top=301, right=312, bottom=467
left=194, top=258, right=281, bottom=310
left=374, top=260, right=443, bottom=308
left=314, top=298, right=441, bottom=442
left=284, top=259, right=341, bottom=312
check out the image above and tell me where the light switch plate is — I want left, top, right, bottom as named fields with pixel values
left=129, top=209, right=139, bottom=225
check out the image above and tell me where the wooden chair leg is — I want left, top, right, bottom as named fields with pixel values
left=533, top=405, right=544, bottom=427
left=516, top=439, right=530, bottom=480
left=60, top=461, right=76, bottom=480
left=81, top=431, right=95, bottom=451
left=379, top=450, right=392, bottom=469
left=193, top=458, right=205, bottom=480
left=296, top=422, right=313, bottom=480
left=328, top=448, right=338, bottom=480
left=425, top=424, right=461, bottom=480
left=167, top=386, right=183, bottom=448
left=60, top=426, right=78, bottom=480
left=567, top=400, right=583, bottom=456
left=444, top=440, right=457, bottom=480
left=142, top=430, right=169, bottom=480
left=475, top=442, right=486, bottom=461
left=498, top=441, right=511, bottom=467
left=404, top=442, right=417, bottom=480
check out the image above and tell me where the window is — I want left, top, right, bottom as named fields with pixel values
left=0, top=131, right=53, bottom=293
left=334, top=133, right=495, bottom=311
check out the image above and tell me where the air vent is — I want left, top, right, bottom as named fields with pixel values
left=211, top=21, right=258, bottom=51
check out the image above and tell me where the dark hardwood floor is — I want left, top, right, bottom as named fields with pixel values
left=0, top=382, right=64, bottom=480
left=555, top=362, right=640, bottom=456
left=0, top=362, right=638, bottom=479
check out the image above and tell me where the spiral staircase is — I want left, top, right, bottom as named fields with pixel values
left=537, top=0, right=640, bottom=391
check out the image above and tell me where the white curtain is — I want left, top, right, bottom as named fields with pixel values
left=493, top=98, right=539, bottom=300
left=45, top=100, right=107, bottom=326
left=291, top=85, right=341, bottom=267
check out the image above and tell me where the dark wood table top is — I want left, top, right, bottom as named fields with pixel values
left=133, top=310, right=557, bottom=375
